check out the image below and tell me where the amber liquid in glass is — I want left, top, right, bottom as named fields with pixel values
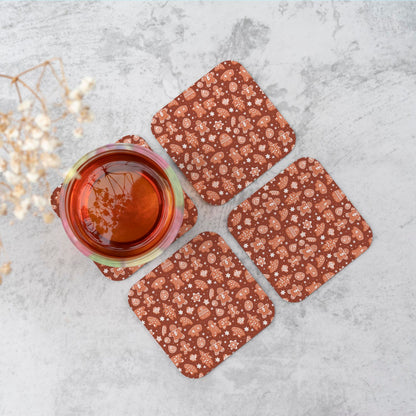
left=67, top=151, right=175, bottom=259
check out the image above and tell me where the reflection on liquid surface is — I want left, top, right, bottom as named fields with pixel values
left=82, top=161, right=162, bottom=246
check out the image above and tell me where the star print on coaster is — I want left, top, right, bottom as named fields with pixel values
left=228, top=157, right=373, bottom=303
left=151, top=60, right=296, bottom=205
left=50, top=135, right=198, bottom=282
left=128, top=232, right=275, bottom=378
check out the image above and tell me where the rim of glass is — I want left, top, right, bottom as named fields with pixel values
left=59, top=143, right=184, bottom=267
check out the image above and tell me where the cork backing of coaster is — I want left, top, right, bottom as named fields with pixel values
left=50, top=135, right=198, bottom=281
left=128, top=232, right=275, bottom=378
left=228, top=157, right=373, bottom=302
left=151, top=60, right=296, bottom=205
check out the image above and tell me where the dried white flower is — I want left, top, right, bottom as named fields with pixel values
left=40, top=137, right=60, bottom=152
left=31, top=127, right=44, bottom=140
left=79, top=77, right=95, bottom=93
left=35, top=113, right=51, bottom=131
left=17, top=100, right=32, bottom=112
left=11, top=184, right=26, bottom=199
left=0, top=157, right=6, bottom=173
left=40, top=153, right=60, bottom=168
left=9, top=152, right=21, bottom=174
left=22, top=138, right=40, bottom=151
left=0, top=203, right=7, bottom=216
left=43, top=212, right=54, bottom=224
left=5, top=126, right=18, bottom=140
left=78, top=106, right=94, bottom=123
left=0, top=59, right=94, bottom=277
left=13, top=198, right=30, bottom=220
left=67, top=99, right=81, bottom=114
left=4, top=171, right=22, bottom=186
left=73, top=127, right=83, bottom=138
left=68, top=89, right=82, bottom=100
left=32, top=195, right=47, bottom=210
left=0, top=262, right=11, bottom=275
left=26, top=169, right=42, bottom=183
left=0, top=115, right=10, bottom=133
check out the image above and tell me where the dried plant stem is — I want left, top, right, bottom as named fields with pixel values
left=0, top=57, right=94, bottom=285
left=0, top=74, right=47, bottom=113
left=0, top=58, right=68, bottom=114
left=0, top=182, right=12, bottom=191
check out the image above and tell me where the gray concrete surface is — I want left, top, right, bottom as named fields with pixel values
left=0, top=2, right=415, bottom=415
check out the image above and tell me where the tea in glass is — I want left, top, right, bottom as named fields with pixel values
left=59, top=144, right=183, bottom=267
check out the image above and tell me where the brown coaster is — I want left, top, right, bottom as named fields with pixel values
left=128, top=232, right=275, bottom=378
left=151, top=60, right=296, bottom=205
left=228, top=157, right=373, bottom=302
left=50, top=135, right=198, bottom=281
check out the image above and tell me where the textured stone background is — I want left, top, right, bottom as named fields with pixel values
left=1, top=2, right=415, bottom=415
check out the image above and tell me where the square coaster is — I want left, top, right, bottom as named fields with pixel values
left=228, top=157, right=373, bottom=302
left=50, top=135, right=198, bottom=281
left=151, top=60, right=296, bottom=205
left=128, top=232, right=275, bottom=378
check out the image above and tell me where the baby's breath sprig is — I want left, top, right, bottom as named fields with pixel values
left=0, top=58, right=95, bottom=284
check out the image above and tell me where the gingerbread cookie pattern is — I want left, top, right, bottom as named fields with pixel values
left=151, top=60, right=296, bottom=205
left=50, top=135, right=198, bottom=281
left=128, top=232, right=275, bottom=378
left=228, top=157, right=373, bottom=302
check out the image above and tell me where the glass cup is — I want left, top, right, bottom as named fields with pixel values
left=59, top=143, right=184, bottom=267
